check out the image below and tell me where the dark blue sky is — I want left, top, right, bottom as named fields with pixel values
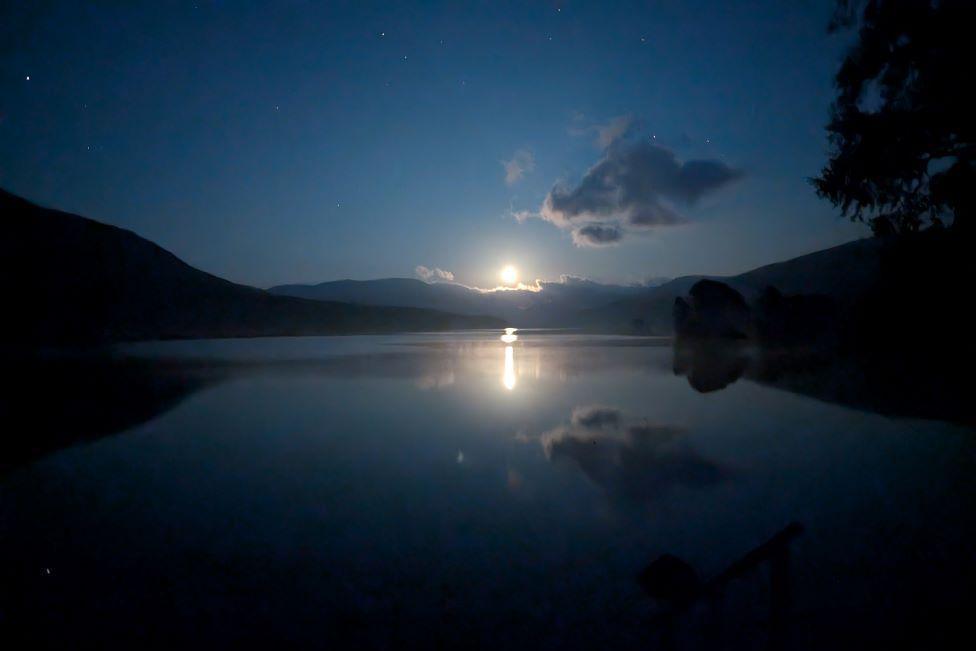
left=1, top=0, right=867, bottom=288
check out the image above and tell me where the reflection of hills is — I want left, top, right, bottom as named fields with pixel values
left=540, top=406, right=726, bottom=504
left=0, top=357, right=220, bottom=472
left=672, top=340, right=750, bottom=393
left=673, top=339, right=973, bottom=427
left=8, top=332, right=967, bottom=474
left=0, top=351, right=471, bottom=472
left=0, top=346, right=476, bottom=470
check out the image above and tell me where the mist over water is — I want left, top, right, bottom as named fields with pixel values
left=2, top=331, right=974, bottom=648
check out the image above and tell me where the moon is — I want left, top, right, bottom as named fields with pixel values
left=500, top=265, right=518, bottom=285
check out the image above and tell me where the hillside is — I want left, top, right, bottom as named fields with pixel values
left=580, top=238, right=882, bottom=334
left=271, top=239, right=883, bottom=334
left=272, top=278, right=488, bottom=314
left=270, top=276, right=649, bottom=327
left=0, top=190, right=503, bottom=346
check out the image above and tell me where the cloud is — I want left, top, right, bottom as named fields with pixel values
left=418, top=268, right=658, bottom=296
left=474, top=280, right=543, bottom=293
left=415, top=265, right=455, bottom=282
left=595, top=115, right=635, bottom=149
left=511, top=208, right=536, bottom=223
left=571, top=223, right=623, bottom=247
left=570, top=114, right=636, bottom=148
left=557, top=274, right=591, bottom=285
left=533, top=139, right=742, bottom=246
left=502, top=149, right=535, bottom=185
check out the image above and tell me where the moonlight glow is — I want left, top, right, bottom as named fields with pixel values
left=500, top=265, right=518, bottom=285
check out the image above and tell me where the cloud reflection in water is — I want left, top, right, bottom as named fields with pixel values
left=538, top=406, right=727, bottom=504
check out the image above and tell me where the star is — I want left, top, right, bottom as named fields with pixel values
left=25, top=75, right=30, bottom=81
left=402, top=55, right=408, bottom=60
left=380, top=31, right=385, bottom=37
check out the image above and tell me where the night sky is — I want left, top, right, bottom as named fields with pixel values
left=0, top=1, right=867, bottom=289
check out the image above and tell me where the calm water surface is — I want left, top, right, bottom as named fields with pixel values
left=2, top=331, right=974, bottom=649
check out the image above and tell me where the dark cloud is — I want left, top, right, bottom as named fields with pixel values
left=571, top=405, right=622, bottom=430
left=536, top=140, right=743, bottom=246
left=540, top=407, right=726, bottom=504
left=571, top=223, right=623, bottom=247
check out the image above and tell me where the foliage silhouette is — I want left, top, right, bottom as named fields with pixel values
left=813, top=0, right=975, bottom=237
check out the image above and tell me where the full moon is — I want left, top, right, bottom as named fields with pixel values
left=500, top=265, right=518, bottom=285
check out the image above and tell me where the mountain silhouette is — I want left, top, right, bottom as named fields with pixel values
left=0, top=189, right=503, bottom=346
left=272, top=238, right=882, bottom=333
left=270, top=275, right=652, bottom=327
left=580, top=238, right=882, bottom=333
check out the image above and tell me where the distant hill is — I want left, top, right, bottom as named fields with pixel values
left=272, top=239, right=883, bottom=334
left=732, top=237, right=882, bottom=297
left=272, top=277, right=489, bottom=314
left=579, top=238, right=883, bottom=334
left=0, top=190, right=503, bottom=346
left=270, top=276, right=650, bottom=327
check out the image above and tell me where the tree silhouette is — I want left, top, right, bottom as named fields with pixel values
left=813, top=0, right=975, bottom=237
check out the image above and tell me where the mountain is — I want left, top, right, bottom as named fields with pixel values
left=272, top=238, right=882, bottom=334
left=580, top=238, right=883, bottom=333
left=0, top=190, right=503, bottom=346
left=733, top=237, right=882, bottom=298
left=270, top=276, right=651, bottom=327
left=272, top=277, right=489, bottom=314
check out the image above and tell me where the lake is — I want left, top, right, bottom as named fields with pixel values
left=2, top=330, right=974, bottom=649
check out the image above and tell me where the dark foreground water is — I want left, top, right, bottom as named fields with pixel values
left=2, top=331, right=974, bottom=649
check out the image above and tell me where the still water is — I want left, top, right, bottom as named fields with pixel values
left=2, top=330, right=974, bottom=649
